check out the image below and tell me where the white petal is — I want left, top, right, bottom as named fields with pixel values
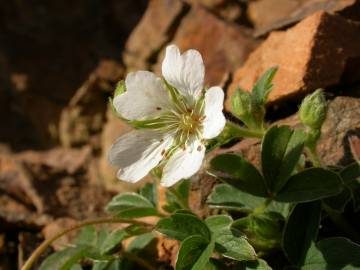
left=161, top=140, right=205, bottom=187
left=113, top=71, right=171, bottom=120
left=162, top=45, right=204, bottom=101
left=109, top=130, right=173, bottom=183
left=202, top=86, right=226, bottom=139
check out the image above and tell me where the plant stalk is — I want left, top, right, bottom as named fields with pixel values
left=226, top=122, right=264, bottom=139
left=21, top=217, right=154, bottom=270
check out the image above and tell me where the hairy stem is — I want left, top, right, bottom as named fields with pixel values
left=306, top=145, right=322, bottom=167
left=21, top=217, right=154, bottom=270
left=226, top=122, right=264, bottom=139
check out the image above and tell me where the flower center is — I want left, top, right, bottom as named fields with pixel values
left=179, top=112, right=201, bottom=135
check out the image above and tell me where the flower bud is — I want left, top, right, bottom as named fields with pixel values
left=114, top=80, right=126, bottom=97
left=299, top=89, right=327, bottom=130
left=231, top=88, right=254, bottom=128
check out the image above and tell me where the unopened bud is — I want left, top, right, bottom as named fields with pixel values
left=114, top=80, right=126, bottom=97
left=231, top=88, right=254, bottom=128
left=299, top=89, right=327, bottom=130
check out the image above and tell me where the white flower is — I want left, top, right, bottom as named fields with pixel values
left=109, top=45, right=226, bottom=187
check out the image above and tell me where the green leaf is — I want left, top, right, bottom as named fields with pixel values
left=70, top=265, right=82, bottom=270
left=235, top=259, right=272, bottom=270
left=163, top=180, right=191, bottom=213
left=206, top=259, right=229, bottom=270
left=340, top=163, right=360, bottom=211
left=261, top=126, right=305, bottom=193
left=211, top=154, right=268, bottom=197
left=207, top=184, right=290, bottom=217
left=251, top=66, right=278, bottom=106
left=206, top=216, right=257, bottom=261
left=76, top=225, right=97, bottom=247
left=92, top=259, right=131, bottom=270
left=275, top=168, right=343, bottom=203
left=175, top=235, right=214, bottom=270
left=282, top=201, right=321, bottom=266
left=207, top=184, right=250, bottom=211
left=139, top=183, right=157, bottom=207
left=100, top=229, right=127, bottom=255
left=215, top=229, right=257, bottom=261
left=232, top=213, right=283, bottom=251
left=205, top=215, right=233, bottom=234
left=106, top=193, right=158, bottom=218
left=302, top=237, right=360, bottom=269
left=127, top=232, right=155, bottom=252
left=156, top=213, right=211, bottom=241
left=340, top=162, right=360, bottom=185
left=323, top=188, right=351, bottom=213
left=39, top=246, right=89, bottom=270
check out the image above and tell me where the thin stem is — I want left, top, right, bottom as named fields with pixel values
left=226, top=122, right=264, bottom=139
left=21, top=217, right=155, bottom=270
left=306, top=145, right=322, bottom=167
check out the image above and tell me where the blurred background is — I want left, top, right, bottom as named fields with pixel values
left=1, top=0, right=360, bottom=269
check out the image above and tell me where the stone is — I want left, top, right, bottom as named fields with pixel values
left=15, top=146, right=92, bottom=175
left=155, top=6, right=258, bottom=86
left=18, top=232, right=46, bottom=269
left=42, top=218, right=78, bottom=250
left=59, top=60, right=124, bottom=148
left=349, top=135, right=360, bottom=161
left=248, top=0, right=360, bottom=37
left=186, top=0, right=242, bottom=22
left=0, top=0, right=142, bottom=148
left=123, top=0, right=188, bottom=70
left=226, top=11, right=360, bottom=110
left=0, top=153, right=44, bottom=213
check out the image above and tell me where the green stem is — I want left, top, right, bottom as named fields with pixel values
left=226, top=122, right=264, bottom=139
left=322, top=203, right=360, bottom=242
left=21, top=217, right=154, bottom=270
left=306, top=145, right=322, bottom=167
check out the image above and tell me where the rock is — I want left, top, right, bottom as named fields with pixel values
left=0, top=153, right=44, bottom=213
left=59, top=60, right=124, bottom=148
left=248, top=0, right=300, bottom=30
left=42, top=218, right=78, bottom=251
left=157, top=236, right=179, bottom=267
left=155, top=6, right=258, bottom=86
left=186, top=0, right=243, bottom=22
left=123, top=0, right=189, bottom=70
left=15, top=146, right=92, bottom=175
left=0, top=1, right=142, bottom=148
left=18, top=232, right=46, bottom=269
left=226, top=11, right=360, bottom=110
left=0, top=146, right=112, bottom=227
left=0, top=193, right=51, bottom=228
left=349, top=135, right=360, bottom=161
left=248, top=0, right=360, bottom=37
